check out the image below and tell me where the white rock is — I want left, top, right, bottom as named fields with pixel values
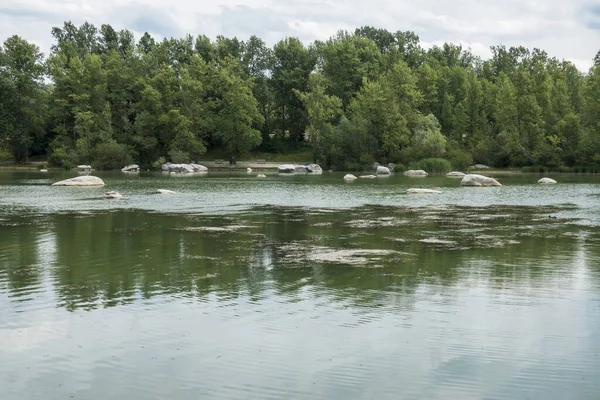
left=359, top=175, right=377, bottom=179
left=189, top=164, right=208, bottom=172
left=446, top=171, right=466, bottom=178
left=470, top=164, right=490, bottom=169
left=156, top=189, right=176, bottom=194
left=278, top=164, right=296, bottom=173
left=121, top=164, right=139, bottom=172
left=247, top=167, right=253, bottom=172
left=460, top=174, right=502, bottom=187
left=257, top=174, right=266, bottom=178
left=376, top=166, right=391, bottom=175
left=404, top=170, right=428, bottom=176
left=343, top=174, right=358, bottom=180
left=407, top=188, right=442, bottom=194
left=104, top=191, right=122, bottom=199
left=40, top=169, right=48, bottom=172
left=52, top=176, right=105, bottom=186
left=306, top=164, right=323, bottom=174
left=538, top=177, right=557, bottom=184
left=77, top=165, right=92, bottom=171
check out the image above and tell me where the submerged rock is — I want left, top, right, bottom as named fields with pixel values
left=538, top=177, right=557, bottom=184
left=376, top=166, right=391, bottom=175
left=278, top=164, right=295, bottom=173
left=104, top=191, right=122, bottom=199
left=359, top=175, right=377, bottom=179
left=121, top=164, right=139, bottom=172
left=407, top=188, right=442, bottom=194
left=247, top=167, right=253, bottom=172
left=257, top=174, right=266, bottom=178
left=52, top=176, right=105, bottom=186
left=446, top=171, right=466, bottom=178
left=404, top=170, right=428, bottom=176
left=460, top=174, right=502, bottom=187
left=156, top=189, right=176, bottom=194
left=344, top=174, right=358, bottom=180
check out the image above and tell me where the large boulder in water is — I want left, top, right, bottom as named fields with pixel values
left=359, top=175, right=377, bottom=179
left=446, top=171, right=465, bottom=178
left=77, top=165, right=92, bottom=171
left=52, top=176, right=105, bottom=186
left=376, top=166, right=391, bottom=175
left=538, top=177, right=557, bottom=184
left=344, top=174, right=358, bottom=180
left=278, top=164, right=295, bottom=173
left=121, top=164, right=139, bottom=172
left=404, top=170, right=428, bottom=176
left=460, top=174, right=501, bottom=187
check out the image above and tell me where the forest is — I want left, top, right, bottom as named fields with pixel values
left=1, top=22, right=600, bottom=171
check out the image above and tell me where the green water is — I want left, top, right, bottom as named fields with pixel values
left=1, top=171, right=600, bottom=399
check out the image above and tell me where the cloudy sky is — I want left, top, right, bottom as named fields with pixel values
left=1, top=0, right=599, bottom=70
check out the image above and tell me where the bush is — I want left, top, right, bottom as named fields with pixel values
left=409, top=158, right=452, bottom=173
left=343, top=162, right=371, bottom=171
left=447, top=149, right=473, bottom=171
left=393, top=163, right=406, bottom=173
left=522, top=165, right=549, bottom=173
left=92, top=141, right=132, bottom=170
left=152, top=156, right=166, bottom=170
left=571, top=164, right=600, bottom=173
left=168, top=149, right=189, bottom=164
left=0, top=147, right=13, bottom=162
left=48, top=145, right=77, bottom=169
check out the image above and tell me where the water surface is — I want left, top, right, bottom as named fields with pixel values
left=1, top=171, right=599, bottom=399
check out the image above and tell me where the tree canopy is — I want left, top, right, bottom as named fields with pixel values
left=1, top=22, right=599, bottom=171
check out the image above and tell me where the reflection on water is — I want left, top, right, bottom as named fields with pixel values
left=1, top=201, right=600, bottom=399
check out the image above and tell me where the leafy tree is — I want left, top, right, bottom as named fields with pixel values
left=0, top=36, right=46, bottom=161
left=294, top=73, right=342, bottom=163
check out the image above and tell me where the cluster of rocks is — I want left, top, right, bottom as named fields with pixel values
left=278, top=164, right=323, bottom=174
left=161, top=163, right=208, bottom=173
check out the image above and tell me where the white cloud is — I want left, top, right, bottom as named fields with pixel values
left=1, top=0, right=599, bottom=70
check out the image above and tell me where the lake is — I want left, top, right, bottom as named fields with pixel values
left=1, top=170, right=600, bottom=399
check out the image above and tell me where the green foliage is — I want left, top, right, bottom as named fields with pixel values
left=151, top=156, right=166, bottom=170
left=168, top=150, right=189, bottom=164
left=48, top=145, right=76, bottom=168
left=409, top=158, right=452, bottom=173
left=92, top=141, right=132, bottom=170
left=447, top=149, right=473, bottom=170
left=393, top=163, right=406, bottom=172
left=1, top=22, right=599, bottom=171
left=0, top=146, right=13, bottom=161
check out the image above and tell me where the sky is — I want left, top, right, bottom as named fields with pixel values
left=1, top=0, right=599, bottom=71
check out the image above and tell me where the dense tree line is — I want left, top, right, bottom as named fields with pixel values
left=1, top=22, right=600, bottom=171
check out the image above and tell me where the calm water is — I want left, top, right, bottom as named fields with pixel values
left=1, top=170, right=600, bottom=399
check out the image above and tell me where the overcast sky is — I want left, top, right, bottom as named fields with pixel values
left=1, top=0, right=599, bottom=71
